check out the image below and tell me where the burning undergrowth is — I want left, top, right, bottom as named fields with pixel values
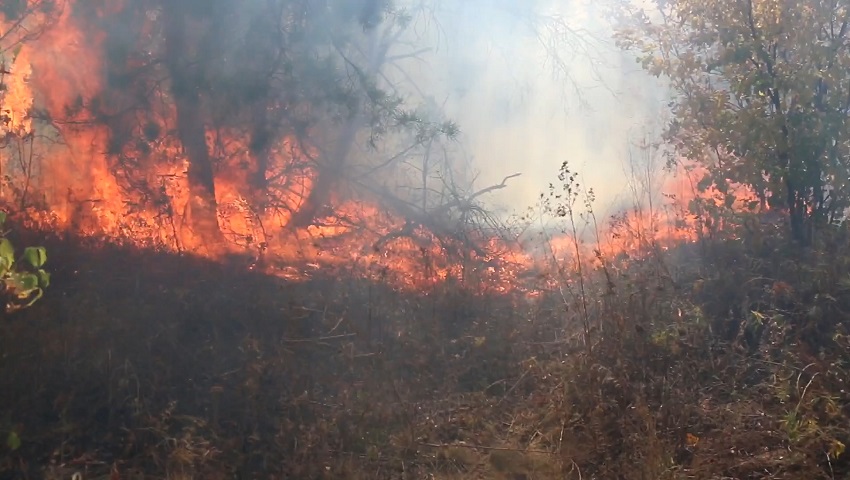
left=0, top=226, right=544, bottom=479
left=3, top=209, right=850, bottom=479
left=0, top=0, right=537, bottom=297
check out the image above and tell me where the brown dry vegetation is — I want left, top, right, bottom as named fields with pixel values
left=0, top=211, right=849, bottom=480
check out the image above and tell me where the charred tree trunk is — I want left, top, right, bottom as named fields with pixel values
left=163, top=2, right=223, bottom=250
left=785, top=175, right=808, bottom=246
left=249, top=103, right=272, bottom=194
left=289, top=119, right=360, bottom=226
left=175, top=91, right=223, bottom=248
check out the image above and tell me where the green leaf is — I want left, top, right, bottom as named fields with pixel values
left=21, top=288, right=42, bottom=308
left=0, top=211, right=6, bottom=227
left=36, top=269, right=50, bottom=288
left=23, top=246, right=47, bottom=268
left=6, top=431, right=20, bottom=451
left=7, top=272, right=38, bottom=296
left=0, top=238, right=14, bottom=270
left=696, top=176, right=713, bottom=192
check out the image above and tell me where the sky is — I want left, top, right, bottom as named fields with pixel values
left=390, top=0, right=671, bottom=217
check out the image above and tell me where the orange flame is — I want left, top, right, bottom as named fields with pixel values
left=0, top=0, right=532, bottom=293
left=0, top=2, right=761, bottom=296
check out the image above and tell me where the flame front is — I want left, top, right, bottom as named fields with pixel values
left=0, top=1, right=532, bottom=293
left=0, top=1, right=760, bottom=296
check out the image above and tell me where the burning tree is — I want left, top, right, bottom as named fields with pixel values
left=0, top=0, right=527, bottom=291
left=617, top=0, right=850, bottom=245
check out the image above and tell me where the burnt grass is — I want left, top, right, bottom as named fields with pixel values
left=0, top=224, right=850, bottom=479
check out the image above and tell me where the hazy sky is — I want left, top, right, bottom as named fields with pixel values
left=392, top=0, right=670, bottom=217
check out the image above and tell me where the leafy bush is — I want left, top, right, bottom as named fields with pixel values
left=0, top=212, right=49, bottom=313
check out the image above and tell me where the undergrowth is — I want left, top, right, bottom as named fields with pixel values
left=0, top=207, right=848, bottom=479
left=538, top=214, right=850, bottom=479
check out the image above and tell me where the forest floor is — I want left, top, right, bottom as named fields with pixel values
left=0, top=225, right=849, bottom=479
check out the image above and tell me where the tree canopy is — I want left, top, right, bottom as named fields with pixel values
left=618, top=0, right=850, bottom=244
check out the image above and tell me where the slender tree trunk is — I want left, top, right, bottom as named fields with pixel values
left=163, top=2, right=223, bottom=251
left=786, top=176, right=807, bottom=246
left=289, top=118, right=361, bottom=226
left=249, top=103, right=272, bottom=202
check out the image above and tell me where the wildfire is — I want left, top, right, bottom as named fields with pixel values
left=539, top=158, right=764, bottom=283
left=0, top=1, right=530, bottom=294
left=1, top=52, right=33, bottom=137
left=0, top=1, right=759, bottom=297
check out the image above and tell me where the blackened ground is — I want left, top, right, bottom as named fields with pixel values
left=0, top=228, right=530, bottom=479
left=1, top=223, right=849, bottom=479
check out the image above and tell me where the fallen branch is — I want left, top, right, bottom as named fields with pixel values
left=419, top=442, right=555, bottom=455
left=281, top=333, right=357, bottom=343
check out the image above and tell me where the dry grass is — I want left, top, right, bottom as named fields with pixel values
left=0, top=219, right=848, bottom=478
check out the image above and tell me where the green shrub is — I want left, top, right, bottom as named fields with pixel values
left=0, top=212, right=49, bottom=313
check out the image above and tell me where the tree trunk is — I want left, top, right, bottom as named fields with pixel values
left=785, top=176, right=808, bottom=246
left=175, top=92, right=223, bottom=249
left=163, top=2, right=223, bottom=251
left=289, top=119, right=360, bottom=226
left=249, top=103, right=272, bottom=195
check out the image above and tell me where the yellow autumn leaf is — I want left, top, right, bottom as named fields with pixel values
left=830, top=440, right=845, bottom=458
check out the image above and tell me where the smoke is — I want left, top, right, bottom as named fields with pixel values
left=386, top=0, right=671, bottom=218
left=0, top=0, right=674, bottom=252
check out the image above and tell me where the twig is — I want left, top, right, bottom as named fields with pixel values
left=567, top=459, right=583, bottom=480
left=282, top=333, right=356, bottom=343
left=419, top=442, right=555, bottom=455
left=326, top=314, right=346, bottom=335
left=498, top=369, right=530, bottom=405
left=794, top=369, right=819, bottom=416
